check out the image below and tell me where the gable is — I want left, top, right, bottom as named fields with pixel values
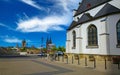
left=94, top=3, right=120, bottom=18
left=75, top=0, right=111, bottom=16
left=78, top=13, right=93, bottom=24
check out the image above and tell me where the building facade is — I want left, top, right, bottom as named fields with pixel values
left=66, top=0, right=120, bottom=58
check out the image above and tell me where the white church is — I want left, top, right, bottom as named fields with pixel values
left=66, top=0, right=120, bottom=58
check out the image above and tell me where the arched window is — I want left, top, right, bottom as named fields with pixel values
left=117, top=20, right=120, bottom=46
left=88, top=25, right=98, bottom=46
left=72, top=31, right=76, bottom=48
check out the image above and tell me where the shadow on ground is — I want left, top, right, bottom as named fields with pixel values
left=24, top=60, right=73, bottom=75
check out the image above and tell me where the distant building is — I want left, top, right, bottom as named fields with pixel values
left=66, top=0, right=120, bottom=58
left=46, top=37, right=55, bottom=50
left=22, top=40, right=26, bottom=48
left=46, top=37, right=52, bottom=50
left=16, top=43, right=20, bottom=52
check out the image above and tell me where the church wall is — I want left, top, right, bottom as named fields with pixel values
left=66, top=17, right=110, bottom=55
left=107, top=13, right=120, bottom=55
left=76, top=27, right=82, bottom=53
left=66, top=31, right=71, bottom=53
left=71, top=28, right=79, bottom=53
left=66, top=27, right=82, bottom=53
left=80, top=17, right=109, bottom=55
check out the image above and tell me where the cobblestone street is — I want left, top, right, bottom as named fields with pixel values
left=0, top=56, right=120, bottom=75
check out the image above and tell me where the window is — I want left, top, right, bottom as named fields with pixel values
left=88, top=25, right=98, bottom=46
left=117, top=20, right=120, bottom=46
left=72, top=31, right=76, bottom=48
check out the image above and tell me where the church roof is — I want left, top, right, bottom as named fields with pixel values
left=75, top=0, right=111, bottom=16
left=94, top=3, right=120, bottom=18
left=68, top=3, right=120, bottom=31
left=67, top=21, right=77, bottom=30
left=78, top=13, right=93, bottom=24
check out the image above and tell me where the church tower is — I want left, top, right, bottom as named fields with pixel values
left=49, top=37, right=52, bottom=44
left=22, top=39, right=26, bottom=48
left=46, top=37, right=49, bottom=49
left=46, top=37, right=52, bottom=50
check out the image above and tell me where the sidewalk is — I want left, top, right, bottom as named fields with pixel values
left=49, top=56, right=120, bottom=74
left=36, top=58, right=107, bottom=75
left=0, top=56, right=120, bottom=75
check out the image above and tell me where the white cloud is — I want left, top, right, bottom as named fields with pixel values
left=56, top=0, right=80, bottom=12
left=17, top=0, right=81, bottom=32
left=21, top=0, right=44, bottom=10
left=4, top=38, right=21, bottom=43
left=4, top=36, right=22, bottom=43
left=2, top=35, right=31, bottom=43
left=16, top=15, right=69, bottom=32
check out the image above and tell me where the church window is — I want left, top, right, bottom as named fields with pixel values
left=72, top=31, right=76, bottom=49
left=88, top=25, right=98, bottom=46
left=117, top=20, right=120, bottom=46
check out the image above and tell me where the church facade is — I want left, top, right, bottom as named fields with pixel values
left=66, top=0, right=120, bottom=58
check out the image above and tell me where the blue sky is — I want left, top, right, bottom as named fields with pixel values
left=0, top=0, right=80, bottom=48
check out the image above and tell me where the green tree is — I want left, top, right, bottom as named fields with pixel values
left=20, top=47, right=26, bottom=52
left=57, top=46, right=65, bottom=52
left=42, top=48, right=47, bottom=53
left=61, top=46, right=65, bottom=52
left=51, top=46, right=57, bottom=52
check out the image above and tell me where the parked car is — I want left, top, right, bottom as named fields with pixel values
left=55, top=51, right=64, bottom=56
left=38, top=53, right=47, bottom=57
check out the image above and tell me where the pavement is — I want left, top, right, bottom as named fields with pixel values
left=0, top=56, right=120, bottom=75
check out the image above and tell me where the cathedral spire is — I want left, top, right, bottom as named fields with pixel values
left=46, top=36, right=49, bottom=49
left=49, top=37, right=52, bottom=44
left=46, top=37, right=49, bottom=43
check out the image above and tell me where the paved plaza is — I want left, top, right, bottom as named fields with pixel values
left=0, top=56, right=120, bottom=75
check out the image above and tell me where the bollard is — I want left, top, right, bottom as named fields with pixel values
left=72, top=56, right=74, bottom=64
left=118, top=61, right=120, bottom=69
left=85, top=57, right=87, bottom=66
left=58, top=56, right=60, bottom=61
left=78, top=57, right=80, bottom=65
left=93, top=58, right=96, bottom=68
left=62, top=56, right=64, bottom=62
left=66, top=57, right=68, bottom=64
left=105, top=58, right=107, bottom=69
